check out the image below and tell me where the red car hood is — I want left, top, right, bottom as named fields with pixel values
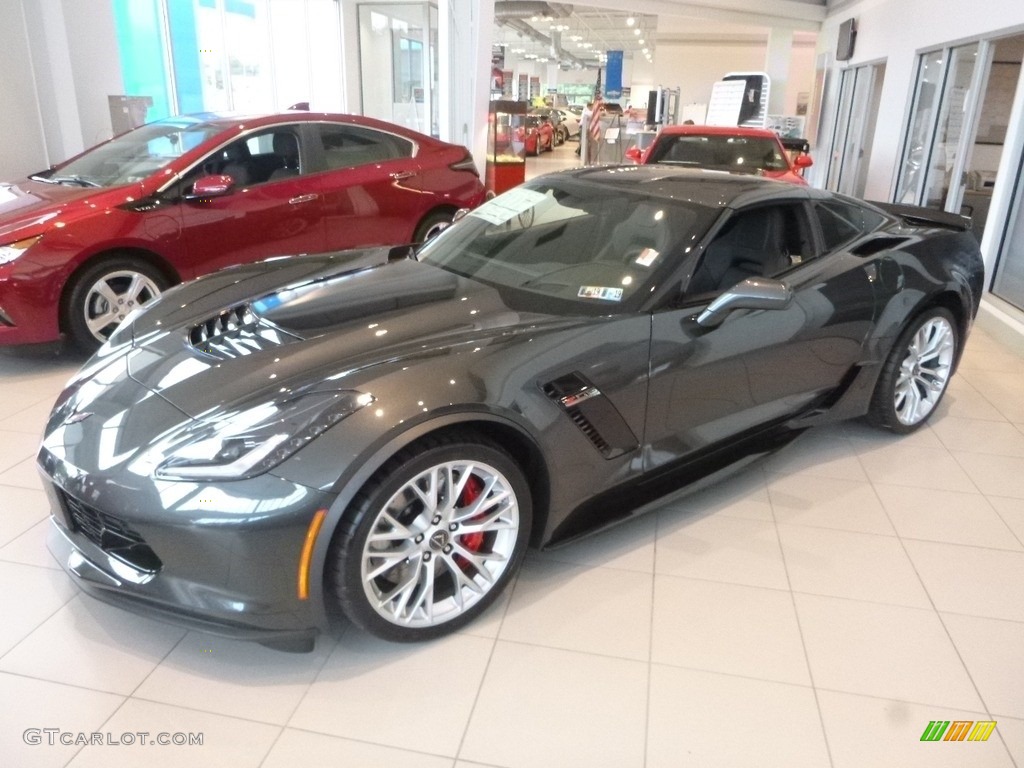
left=0, top=179, right=141, bottom=242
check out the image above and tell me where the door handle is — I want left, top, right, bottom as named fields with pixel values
left=289, top=194, right=319, bottom=205
left=390, top=171, right=416, bottom=180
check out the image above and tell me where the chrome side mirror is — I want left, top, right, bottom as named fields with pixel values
left=696, top=277, right=793, bottom=327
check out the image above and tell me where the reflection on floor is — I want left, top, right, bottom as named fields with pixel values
left=1, top=203, right=1023, bottom=766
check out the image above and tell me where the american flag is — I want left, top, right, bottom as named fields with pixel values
left=589, top=99, right=604, bottom=142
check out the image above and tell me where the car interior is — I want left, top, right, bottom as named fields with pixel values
left=687, top=204, right=814, bottom=294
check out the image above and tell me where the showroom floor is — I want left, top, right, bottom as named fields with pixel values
left=1, top=141, right=1023, bottom=767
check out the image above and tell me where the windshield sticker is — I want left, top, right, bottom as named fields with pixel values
left=578, top=286, right=624, bottom=302
left=469, top=188, right=547, bottom=226
left=634, top=248, right=660, bottom=267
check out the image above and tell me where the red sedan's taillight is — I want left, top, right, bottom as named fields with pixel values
left=450, top=150, right=480, bottom=177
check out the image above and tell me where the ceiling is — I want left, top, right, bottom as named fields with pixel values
left=492, top=0, right=826, bottom=71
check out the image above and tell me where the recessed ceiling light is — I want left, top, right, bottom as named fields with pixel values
left=627, top=16, right=636, bottom=26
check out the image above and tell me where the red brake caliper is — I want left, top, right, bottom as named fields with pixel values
left=456, top=474, right=486, bottom=554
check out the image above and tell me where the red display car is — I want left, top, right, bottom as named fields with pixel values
left=626, top=125, right=813, bottom=185
left=0, top=112, right=486, bottom=349
left=518, top=114, right=555, bottom=156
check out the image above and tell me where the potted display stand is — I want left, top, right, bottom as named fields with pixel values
left=485, top=100, right=526, bottom=195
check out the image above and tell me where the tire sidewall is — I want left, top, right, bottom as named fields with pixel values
left=334, top=440, right=532, bottom=641
left=870, top=306, right=958, bottom=433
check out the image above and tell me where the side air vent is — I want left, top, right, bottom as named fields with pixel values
left=851, top=236, right=909, bottom=257
left=189, top=304, right=301, bottom=359
left=542, top=372, right=639, bottom=459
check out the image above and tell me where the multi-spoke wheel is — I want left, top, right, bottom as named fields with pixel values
left=65, top=257, right=169, bottom=351
left=330, top=435, right=531, bottom=641
left=868, top=307, right=958, bottom=433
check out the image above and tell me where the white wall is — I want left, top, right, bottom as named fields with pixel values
left=61, top=0, right=124, bottom=149
left=818, top=0, right=1024, bottom=202
left=0, top=0, right=49, bottom=179
left=651, top=39, right=816, bottom=121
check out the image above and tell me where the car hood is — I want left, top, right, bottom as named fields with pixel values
left=0, top=179, right=139, bottom=241
left=121, top=253, right=574, bottom=418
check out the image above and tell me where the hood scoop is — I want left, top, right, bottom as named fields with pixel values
left=189, top=304, right=300, bottom=359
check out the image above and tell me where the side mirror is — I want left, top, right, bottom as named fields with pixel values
left=696, top=277, right=793, bottom=328
left=794, top=154, right=814, bottom=169
left=184, top=174, right=235, bottom=201
left=624, top=147, right=643, bottom=164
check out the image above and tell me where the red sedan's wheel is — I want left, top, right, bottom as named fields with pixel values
left=64, top=256, right=170, bottom=351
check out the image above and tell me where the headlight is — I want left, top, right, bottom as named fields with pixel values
left=154, top=389, right=373, bottom=481
left=0, top=235, right=41, bottom=265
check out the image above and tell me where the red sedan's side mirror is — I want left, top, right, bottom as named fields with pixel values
left=624, top=147, right=643, bottom=164
left=794, top=154, right=814, bottom=169
left=185, top=175, right=235, bottom=201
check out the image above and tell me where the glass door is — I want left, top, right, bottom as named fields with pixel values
left=894, top=43, right=990, bottom=214
left=826, top=62, right=885, bottom=197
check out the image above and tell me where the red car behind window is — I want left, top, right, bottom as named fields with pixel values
left=626, top=124, right=813, bottom=185
left=0, top=112, right=486, bottom=349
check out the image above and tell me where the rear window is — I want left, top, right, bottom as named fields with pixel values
left=815, top=200, right=887, bottom=251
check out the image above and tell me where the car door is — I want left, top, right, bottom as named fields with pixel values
left=176, top=125, right=327, bottom=276
left=642, top=199, right=879, bottom=470
left=312, top=122, right=427, bottom=249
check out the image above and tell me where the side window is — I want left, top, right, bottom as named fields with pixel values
left=815, top=200, right=886, bottom=251
left=687, top=203, right=814, bottom=296
left=176, top=128, right=304, bottom=194
left=317, top=124, right=414, bottom=170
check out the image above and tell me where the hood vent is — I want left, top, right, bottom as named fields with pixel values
left=542, top=372, right=639, bottom=459
left=189, top=304, right=300, bottom=359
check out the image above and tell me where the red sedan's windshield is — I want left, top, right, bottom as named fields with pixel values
left=39, top=118, right=225, bottom=188
left=648, top=135, right=789, bottom=175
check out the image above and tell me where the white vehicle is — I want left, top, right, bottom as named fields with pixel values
left=556, top=108, right=581, bottom=140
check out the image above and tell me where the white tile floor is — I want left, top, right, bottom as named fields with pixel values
left=1, top=143, right=1022, bottom=766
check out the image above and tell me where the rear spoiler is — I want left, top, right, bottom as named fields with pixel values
left=869, top=201, right=972, bottom=232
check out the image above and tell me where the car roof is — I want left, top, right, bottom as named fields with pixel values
left=548, top=165, right=814, bottom=209
left=149, top=111, right=438, bottom=141
left=657, top=124, right=782, bottom=140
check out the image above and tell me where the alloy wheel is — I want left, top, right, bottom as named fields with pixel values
left=360, top=458, right=520, bottom=628
left=893, top=315, right=955, bottom=425
left=83, top=269, right=162, bottom=342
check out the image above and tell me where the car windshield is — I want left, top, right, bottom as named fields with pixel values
left=417, top=177, right=716, bottom=314
left=38, top=117, right=224, bottom=188
left=649, top=135, right=789, bottom=174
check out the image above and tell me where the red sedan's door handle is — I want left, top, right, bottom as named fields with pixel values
left=390, top=171, right=416, bottom=180
left=289, top=193, right=319, bottom=205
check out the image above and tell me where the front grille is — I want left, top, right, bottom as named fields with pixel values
left=189, top=304, right=299, bottom=359
left=59, top=490, right=162, bottom=573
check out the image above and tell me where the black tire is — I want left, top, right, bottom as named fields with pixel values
left=64, top=256, right=170, bottom=352
left=329, top=432, right=532, bottom=642
left=866, top=306, right=958, bottom=433
left=413, top=209, right=455, bottom=243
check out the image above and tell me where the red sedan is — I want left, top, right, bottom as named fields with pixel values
left=626, top=125, right=813, bottom=185
left=0, top=112, right=486, bottom=349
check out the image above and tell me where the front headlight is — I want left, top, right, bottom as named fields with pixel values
left=155, top=389, right=373, bottom=481
left=0, top=235, right=42, bottom=265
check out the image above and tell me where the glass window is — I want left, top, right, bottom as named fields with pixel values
left=316, top=124, right=413, bottom=169
left=417, top=179, right=715, bottom=315
left=815, top=200, right=886, bottom=251
left=648, top=134, right=788, bottom=174
left=894, top=50, right=945, bottom=204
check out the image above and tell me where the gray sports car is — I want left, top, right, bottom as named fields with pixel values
left=38, top=166, right=983, bottom=650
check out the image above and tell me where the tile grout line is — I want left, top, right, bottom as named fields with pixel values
left=643, top=506, right=660, bottom=768
left=766, top=457, right=837, bottom=768
left=857, top=440, right=1018, bottom=765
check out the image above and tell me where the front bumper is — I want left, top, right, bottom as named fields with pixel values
left=39, top=448, right=337, bottom=646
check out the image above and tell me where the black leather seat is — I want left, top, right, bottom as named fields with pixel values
left=218, top=142, right=253, bottom=187
left=268, top=133, right=300, bottom=181
left=689, top=207, right=790, bottom=294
